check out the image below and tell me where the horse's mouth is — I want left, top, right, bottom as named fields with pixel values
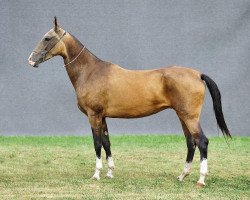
left=33, top=64, right=39, bottom=68
left=28, top=59, right=39, bottom=68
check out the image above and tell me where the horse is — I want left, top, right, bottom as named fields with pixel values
left=28, top=17, right=231, bottom=187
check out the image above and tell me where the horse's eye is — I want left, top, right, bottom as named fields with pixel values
left=44, top=37, right=51, bottom=41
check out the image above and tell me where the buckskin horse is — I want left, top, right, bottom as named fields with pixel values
left=28, top=17, right=231, bottom=186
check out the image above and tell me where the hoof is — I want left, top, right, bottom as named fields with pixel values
left=177, top=175, right=184, bottom=181
left=106, top=169, right=114, bottom=179
left=177, top=173, right=189, bottom=182
left=106, top=173, right=114, bottom=179
left=91, top=175, right=100, bottom=180
left=196, top=181, right=205, bottom=188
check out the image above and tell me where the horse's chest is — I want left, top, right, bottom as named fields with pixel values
left=76, top=90, right=107, bottom=115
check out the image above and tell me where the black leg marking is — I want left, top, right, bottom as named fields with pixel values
left=102, top=134, right=111, bottom=159
left=102, top=119, right=112, bottom=159
left=179, top=119, right=196, bottom=163
left=186, top=135, right=196, bottom=163
left=91, top=127, right=102, bottom=159
left=196, top=130, right=209, bottom=161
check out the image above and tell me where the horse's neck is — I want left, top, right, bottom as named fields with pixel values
left=63, top=35, right=101, bottom=89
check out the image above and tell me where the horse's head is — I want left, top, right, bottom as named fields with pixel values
left=28, top=17, right=66, bottom=68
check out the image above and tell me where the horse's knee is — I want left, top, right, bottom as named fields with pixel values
left=200, top=135, right=209, bottom=148
left=102, top=134, right=110, bottom=147
left=94, top=140, right=102, bottom=150
left=204, top=136, right=209, bottom=147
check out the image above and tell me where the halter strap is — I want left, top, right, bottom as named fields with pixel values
left=64, top=46, right=86, bottom=67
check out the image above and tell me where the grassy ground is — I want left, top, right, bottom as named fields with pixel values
left=0, top=135, right=249, bottom=200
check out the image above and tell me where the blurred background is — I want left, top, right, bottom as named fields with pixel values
left=0, top=0, right=249, bottom=136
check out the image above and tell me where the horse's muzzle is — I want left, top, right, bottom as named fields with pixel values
left=28, top=52, right=40, bottom=68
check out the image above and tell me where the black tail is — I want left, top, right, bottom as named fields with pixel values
left=201, top=74, right=231, bottom=138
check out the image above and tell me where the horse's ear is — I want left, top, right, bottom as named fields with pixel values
left=54, top=16, right=58, bottom=32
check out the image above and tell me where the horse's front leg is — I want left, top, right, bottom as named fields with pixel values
left=88, top=113, right=103, bottom=180
left=102, top=118, right=115, bottom=178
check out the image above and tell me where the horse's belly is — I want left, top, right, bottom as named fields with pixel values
left=106, top=99, right=170, bottom=118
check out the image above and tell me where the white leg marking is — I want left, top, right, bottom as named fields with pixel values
left=200, top=159, right=208, bottom=175
left=197, top=159, right=208, bottom=186
left=177, top=162, right=192, bottom=181
left=92, top=157, right=102, bottom=180
left=107, top=156, right=115, bottom=169
left=106, top=156, right=115, bottom=178
left=96, top=157, right=103, bottom=170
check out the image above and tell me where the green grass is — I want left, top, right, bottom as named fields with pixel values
left=0, top=135, right=249, bottom=200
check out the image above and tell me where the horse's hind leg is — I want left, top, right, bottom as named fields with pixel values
left=177, top=119, right=196, bottom=181
left=196, top=128, right=209, bottom=186
left=181, top=118, right=209, bottom=186
left=102, top=118, right=115, bottom=178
